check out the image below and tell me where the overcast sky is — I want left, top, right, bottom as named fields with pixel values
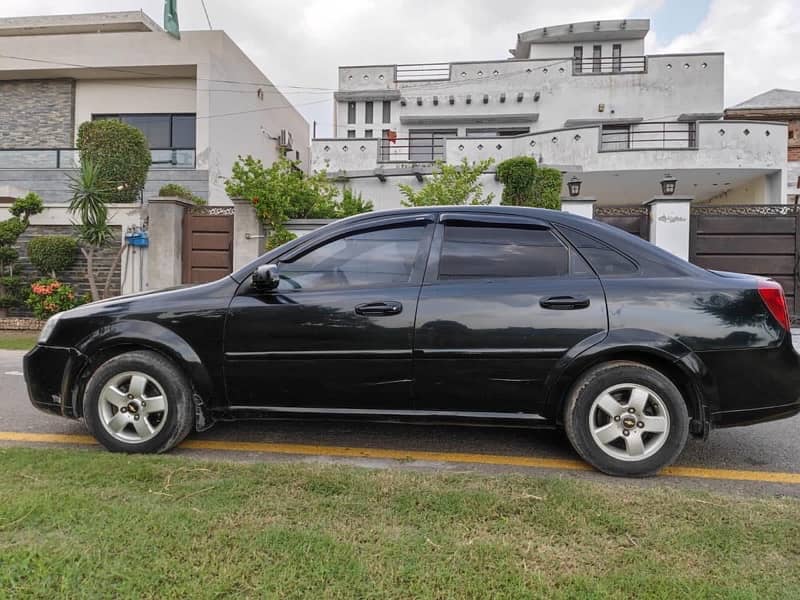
left=4, top=0, right=800, bottom=136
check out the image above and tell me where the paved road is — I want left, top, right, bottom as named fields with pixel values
left=2, top=349, right=799, bottom=496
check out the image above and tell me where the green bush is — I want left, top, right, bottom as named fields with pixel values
left=496, top=156, right=562, bottom=210
left=337, top=188, right=374, bottom=218
left=27, top=236, right=78, bottom=278
left=158, top=183, right=207, bottom=206
left=399, top=158, right=495, bottom=207
left=266, top=226, right=297, bottom=251
left=26, top=279, right=87, bottom=319
left=0, top=193, right=43, bottom=313
left=77, top=120, right=151, bottom=203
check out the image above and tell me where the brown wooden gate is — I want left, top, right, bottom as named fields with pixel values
left=593, top=206, right=650, bottom=240
left=182, top=209, right=234, bottom=284
left=689, top=205, right=800, bottom=317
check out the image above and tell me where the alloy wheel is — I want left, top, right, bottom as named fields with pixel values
left=97, top=371, right=168, bottom=444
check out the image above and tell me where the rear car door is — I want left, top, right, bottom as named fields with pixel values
left=224, top=215, right=434, bottom=410
left=413, top=213, right=608, bottom=416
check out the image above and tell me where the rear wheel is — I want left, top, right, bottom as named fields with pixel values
left=83, top=350, right=194, bottom=453
left=564, top=361, right=689, bottom=477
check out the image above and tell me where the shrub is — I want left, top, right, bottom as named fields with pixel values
left=158, top=183, right=207, bottom=206
left=337, top=188, right=374, bottom=218
left=0, top=193, right=44, bottom=314
left=399, top=158, right=495, bottom=207
left=266, top=226, right=297, bottom=251
left=77, top=120, right=151, bottom=203
left=26, top=279, right=87, bottom=320
left=496, top=156, right=562, bottom=210
left=27, top=236, right=78, bottom=278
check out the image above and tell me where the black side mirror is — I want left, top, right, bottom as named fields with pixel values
left=252, top=263, right=280, bottom=291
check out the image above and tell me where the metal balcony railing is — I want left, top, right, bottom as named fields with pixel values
left=599, top=122, right=698, bottom=151
left=378, top=137, right=447, bottom=163
left=0, top=148, right=196, bottom=169
left=395, top=63, right=451, bottom=82
left=573, top=55, right=647, bottom=75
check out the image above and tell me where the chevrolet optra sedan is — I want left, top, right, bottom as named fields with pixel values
left=24, top=206, right=800, bottom=476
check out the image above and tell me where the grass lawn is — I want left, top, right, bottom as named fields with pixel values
left=1, top=448, right=799, bottom=599
left=0, top=331, right=38, bottom=351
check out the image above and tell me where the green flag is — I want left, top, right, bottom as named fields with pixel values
left=164, top=0, right=180, bottom=39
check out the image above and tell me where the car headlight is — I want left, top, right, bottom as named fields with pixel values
left=38, top=313, right=62, bottom=345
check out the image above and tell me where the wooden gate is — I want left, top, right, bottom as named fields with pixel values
left=690, top=205, right=800, bottom=316
left=182, top=208, right=234, bottom=284
left=593, top=206, right=650, bottom=240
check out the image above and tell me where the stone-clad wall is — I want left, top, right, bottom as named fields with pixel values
left=0, top=79, right=75, bottom=148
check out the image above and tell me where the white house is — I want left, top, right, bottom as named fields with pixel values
left=0, top=11, right=309, bottom=205
left=312, top=19, right=787, bottom=210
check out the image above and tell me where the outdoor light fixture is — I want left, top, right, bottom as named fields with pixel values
left=567, top=176, right=583, bottom=197
left=660, top=173, right=677, bottom=196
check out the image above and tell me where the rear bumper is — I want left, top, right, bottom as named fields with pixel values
left=24, top=344, right=86, bottom=419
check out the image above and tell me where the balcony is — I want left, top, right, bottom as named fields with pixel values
left=572, top=55, right=647, bottom=75
left=0, top=148, right=196, bottom=169
left=599, top=122, right=697, bottom=151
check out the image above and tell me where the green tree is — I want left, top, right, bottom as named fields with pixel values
left=68, top=160, right=125, bottom=301
left=27, top=236, right=78, bottom=279
left=0, top=193, right=44, bottom=316
left=399, top=158, right=495, bottom=207
left=496, top=156, right=563, bottom=210
left=77, top=119, right=152, bottom=203
left=225, top=155, right=372, bottom=250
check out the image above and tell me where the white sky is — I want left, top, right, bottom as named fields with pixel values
left=3, top=0, right=800, bottom=135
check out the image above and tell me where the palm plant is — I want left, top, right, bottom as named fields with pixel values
left=68, top=160, right=124, bottom=301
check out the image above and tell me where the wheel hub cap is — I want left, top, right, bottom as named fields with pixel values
left=97, top=371, right=168, bottom=444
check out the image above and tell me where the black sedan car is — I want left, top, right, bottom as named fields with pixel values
left=24, top=206, right=800, bottom=476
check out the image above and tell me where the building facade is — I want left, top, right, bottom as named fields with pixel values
left=312, top=19, right=787, bottom=210
left=725, top=89, right=800, bottom=202
left=0, top=11, right=309, bottom=204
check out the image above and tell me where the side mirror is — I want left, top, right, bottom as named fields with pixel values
left=252, top=263, right=280, bottom=291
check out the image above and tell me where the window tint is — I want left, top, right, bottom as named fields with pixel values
left=278, top=224, right=426, bottom=291
left=559, top=227, right=638, bottom=276
left=437, top=224, right=573, bottom=280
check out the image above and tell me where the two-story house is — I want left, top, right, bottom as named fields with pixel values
left=312, top=19, right=787, bottom=210
left=0, top=11, right=309, bottom=204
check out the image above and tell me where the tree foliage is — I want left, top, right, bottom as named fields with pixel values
left=27, top=236, right=78, bottom=278
left=158, top=183, right=206, bottom=206
left=0, top=193, right=43, bottom=313
left=77, top=119, right=151, bottom=203
left=225, top=155, right=373, bottom=250
left=68, top=160, right=124, bottom=301
left=399, top=158, right=495, bottom=207
left=496, top=156, right=563, bottom=210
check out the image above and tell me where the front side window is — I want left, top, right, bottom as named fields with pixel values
left=278, top=224, right=427, bottom=291
left=437, top=224, right=576, bottom=280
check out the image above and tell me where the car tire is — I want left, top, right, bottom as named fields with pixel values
left=564, top=361, right=689, bottom=477
left=83, top=350, right=194, bottom=454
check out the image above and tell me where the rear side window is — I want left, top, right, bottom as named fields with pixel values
left=437, top=223, right=579, bottom=280
left=559, top=227, right=638, bottom=276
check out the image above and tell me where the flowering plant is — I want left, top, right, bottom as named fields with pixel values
left=26, top=279, right=87, bottom=320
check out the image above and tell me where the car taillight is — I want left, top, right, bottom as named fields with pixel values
left=758, top=279, right=791, bottom=331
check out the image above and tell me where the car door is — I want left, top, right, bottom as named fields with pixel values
left=224, top=214, right=435, bottom=411
left=413, top=213, right=608, bottom=416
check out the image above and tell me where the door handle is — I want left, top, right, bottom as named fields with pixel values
left=355, top=301, right=403, bottom=316
left=540, top=295, right=591, bottom=310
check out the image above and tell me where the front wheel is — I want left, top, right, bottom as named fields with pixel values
left=564, top=361, right=689, bottom=477
left=83, top=350, right=194, bottom=453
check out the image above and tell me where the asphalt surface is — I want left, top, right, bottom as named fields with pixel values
left=2, top=348, right=799, bottom=496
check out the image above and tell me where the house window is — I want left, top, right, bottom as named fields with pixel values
left=347, top=102, right=357, bottom=124
left=592, top=45, right=602, bottom=73
left=612, top=44, right=622, bottom=73
left=573, top=46, right=583, bottom=73
left=600, top=124, right=631, bottom=150
left=408, top=129, right=455, bottom=161
left=382, top=100, right=392, bottom=123
left=465, top=127, right=530, bottom=137
left=365, top=101, right=374, bottom=124
left=347, top=130, right=356, bottom=138
left=92, top=113, right=195, bottom=149
left=364, top=129, right=374, bottom=138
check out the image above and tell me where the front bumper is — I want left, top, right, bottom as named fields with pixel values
left=24, top=344, right=87, bottom=418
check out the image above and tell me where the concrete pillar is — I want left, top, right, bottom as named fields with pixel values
left=560, top=197, right=596, bottom=219
left=146, top=197, right=192, bottom=290
left=232, top=198, right=264, bottom=270
left=645, top=196, right=693, bottom=261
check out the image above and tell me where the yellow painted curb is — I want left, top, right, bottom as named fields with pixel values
left=2, top=431, right=799, bottom=485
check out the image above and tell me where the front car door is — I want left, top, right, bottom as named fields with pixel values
left=413, top=213, right=608, bottom=416
left=224, top=215, right=434, bottom=412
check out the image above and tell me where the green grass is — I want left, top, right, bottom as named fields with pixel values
left=1, top=448, right=799, bottom=599
left=0, top=332, right=38, bottom=350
